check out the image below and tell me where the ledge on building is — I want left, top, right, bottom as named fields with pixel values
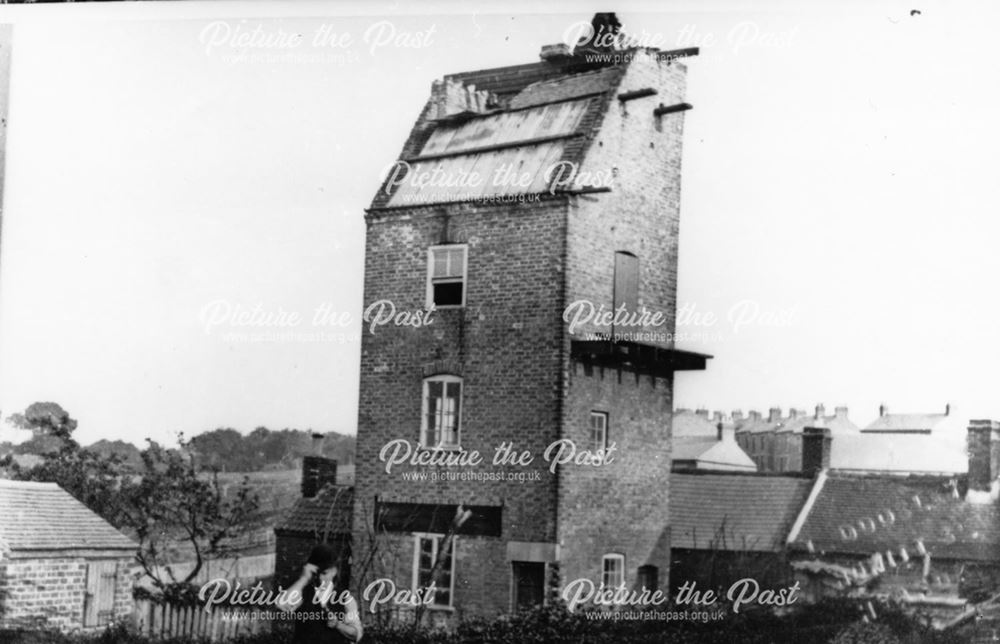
left=570, top=339, right=711, bottom=374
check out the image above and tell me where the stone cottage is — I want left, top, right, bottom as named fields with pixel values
left=0, top=479, right=135, bottom=631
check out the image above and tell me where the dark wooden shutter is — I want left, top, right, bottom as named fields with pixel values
left=613, top=252, right=639, bottom=336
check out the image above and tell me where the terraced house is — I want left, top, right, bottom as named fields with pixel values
left=350, top=15, right=709, bottom=622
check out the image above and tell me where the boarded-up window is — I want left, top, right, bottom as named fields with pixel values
left=83, top=561, right=118, bottom=627
left=613, top=252, right=639, bottom=334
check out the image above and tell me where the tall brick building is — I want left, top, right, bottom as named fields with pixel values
left=352, top=18, right=708, bottom=621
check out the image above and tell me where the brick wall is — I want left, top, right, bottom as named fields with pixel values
left=352, top=199, right=570, bottom=617
left=0, top=555, right=133, bottom=632
left=557, top=51, right=689, bottom=596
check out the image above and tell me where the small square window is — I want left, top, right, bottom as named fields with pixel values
left=428, top=245, right=467, bottom=308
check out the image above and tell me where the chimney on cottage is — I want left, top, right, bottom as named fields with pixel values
left=835, top=406, right=849, bottom=419
left=768, top=407, right=782, bottom=423
left=732, top=410, right=744, bottom=425
left=695, top=408, right=709, bottom=419
left=789, top=409, right=801, bottom=420
left=966, top=420, right=1000, bottom=503
left=945, top=403, right=953, bottom=416
left=713, top=411, right=724, bottom=423
left=748, top=410, right=762, bottom=422
left=815, top=404, right=826, bottom=420
left=302, top=432, right=337, bottom=499
left=802, top=426, right=832, bottom=477
left=879, top=403, right=889, bottom=417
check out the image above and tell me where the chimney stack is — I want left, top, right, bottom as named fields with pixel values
left=815, top=404, right=826, bottom=420
left=802, top=426, right=832, bottom=476
left=879, top=403, right=889, bottom=417
left=302, top=433, right=337, bottom=498
left=945, top=403, right=952, bottom=416
left=835, top=406, right=849, bottom=419
left=732, top=410, right=744, bottom=425
left=966, top=420, right=1000, bottom=503
left=695, top=408, right=709, bottom=419
left=768, top=407, right=782, bottom=423
left=749, top=410, right=761, bottom=422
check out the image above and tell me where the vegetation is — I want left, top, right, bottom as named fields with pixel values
left=0, top=599, right=978, bottom=643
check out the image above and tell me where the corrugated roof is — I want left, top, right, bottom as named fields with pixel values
left=275, top=485, right=353, bottom=536
left=669, top=473, right=815, bottom=552
left=789, top=473, right=1000, bottom=561
left=0, top=479, right=135, bottom=552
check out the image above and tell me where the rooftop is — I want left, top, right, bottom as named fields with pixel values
left=274, top=484, right=353, bottom=537
left=789, top=472, right=1000, bottom=561
left=0, top=479, right=135, bottom=553
left=669, top=472, right=814, bottom=552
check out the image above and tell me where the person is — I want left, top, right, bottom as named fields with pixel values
left=277, top=544, right=363, bottom=643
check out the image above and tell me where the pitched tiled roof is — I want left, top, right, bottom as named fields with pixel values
left=0, top=479, right=135, bottom=551
left=789, top=473, right=1000, bottom=561
left=669, top=473, right=815, bottom=552
left=672, top=410, right=718, bottom=438
left=275, top=485, right=353, bottom=536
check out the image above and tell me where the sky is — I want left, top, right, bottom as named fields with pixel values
left=0, top=1, right=997, bottom=446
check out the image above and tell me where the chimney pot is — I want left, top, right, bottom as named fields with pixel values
left=879, top=403, right=889, bottom=417
left=815, top=404, right=826, bottom=420
left=945, top=403, right=952, bottom=416
left=768, top=407, right=782, bottom=422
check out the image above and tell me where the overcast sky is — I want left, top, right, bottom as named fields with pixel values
left=0, top=1, right=997, bottom=446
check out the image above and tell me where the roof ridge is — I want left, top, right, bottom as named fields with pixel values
left=0, top=478, right=60, bottom=488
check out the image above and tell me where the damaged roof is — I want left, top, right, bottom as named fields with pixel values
left=373, top=59, right=629, bottom=209
left=788, top=473, right=1000, bottom=561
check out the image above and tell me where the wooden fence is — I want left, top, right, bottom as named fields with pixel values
left=133, top=599, right=271, bottom=641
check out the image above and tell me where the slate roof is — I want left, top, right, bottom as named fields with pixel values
left=0, top=479, right=135, bottom=552
left=863, top=412, right=960, bottom=434
left=669, top=473, right=814, bottom=552
left=788, top=473, right=1000, bottom=561
left=672, top=410, right=719, bottom=438
left=830, top=433, right=967, bottom=474
left=275, top=485, right=353, bottom=536
left=672, top=436, right=756, bottom=472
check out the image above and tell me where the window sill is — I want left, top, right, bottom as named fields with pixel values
left=419, top=444, right=464, bottom=452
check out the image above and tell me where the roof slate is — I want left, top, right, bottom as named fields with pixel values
left=669, top=473, right=814, bottom=552
left=789, top=473, right=1000, bottom=561
left=0, top=479, right=135, bottom=552
left=275, top=485, right=353, bottom=536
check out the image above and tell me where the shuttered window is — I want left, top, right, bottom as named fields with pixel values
left=613, top=252, right=639, bottom=334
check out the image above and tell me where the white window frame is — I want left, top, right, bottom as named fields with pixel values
left=421, top=375, right=463, bottom=449
left=412, top=533, right=457, bottom=609
left=601, top=553, right=625, bottom=590
left=426, top=244, right=468, bottom=309
left=589, top=411, right=608, bottom=454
